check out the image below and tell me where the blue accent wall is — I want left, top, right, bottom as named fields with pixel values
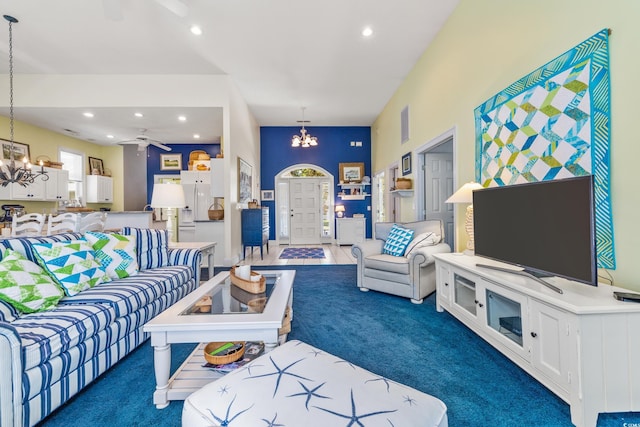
left=260, top=126, right=372, bottom=240
left=145, top=144, right=221, bottom=204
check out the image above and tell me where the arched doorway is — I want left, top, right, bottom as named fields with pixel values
left=274, top=164, right=335, bottom=245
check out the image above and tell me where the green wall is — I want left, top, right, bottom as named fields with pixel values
left=372, top=0, right=639, bottom=290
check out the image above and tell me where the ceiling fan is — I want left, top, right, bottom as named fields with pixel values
left=118, top=130, right=172, bottom=151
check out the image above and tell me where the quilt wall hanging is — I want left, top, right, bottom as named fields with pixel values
left=474, top=29, right=614, bottom=269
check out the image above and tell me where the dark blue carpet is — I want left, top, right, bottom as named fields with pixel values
left=39, top=265, right=639, bottom=426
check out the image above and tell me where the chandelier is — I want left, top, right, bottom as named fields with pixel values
left=291, top=107, right=318, bottom=148
left=0, top=15, right=47, bottom=188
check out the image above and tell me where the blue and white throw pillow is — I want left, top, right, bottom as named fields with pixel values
left=32, top=239, right=110, bottom=296
left=382, top=224, right=415, bottom=257
left=84, top=231, right=139, bottom=279
left=121, top=227, right=169, bottom=270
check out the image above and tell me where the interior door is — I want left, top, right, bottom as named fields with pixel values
left=423, top=152, right=454, bottom=249
left=289, top=178, right=321, bottom=244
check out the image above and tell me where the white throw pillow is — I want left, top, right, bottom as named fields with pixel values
left=404, top=232, right=441, bottom=256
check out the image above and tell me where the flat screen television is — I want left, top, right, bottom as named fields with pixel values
left=472, top=175, right=597, bottom=287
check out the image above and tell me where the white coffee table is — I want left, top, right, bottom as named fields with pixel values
left=143, top=269, right=295, bottom=408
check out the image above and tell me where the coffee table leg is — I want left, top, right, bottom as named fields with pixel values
left=152, top=343, right=172, bottom=409
left=265, top=341, right=278, bottom=352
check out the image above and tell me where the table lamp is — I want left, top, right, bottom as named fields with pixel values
left=445, top=182, right=483, bottom=253
left=150, top=183, right=186, bottom=242
left=335, top=205, right=345, bottom=218
left=151, top=183, right=186, bottom=209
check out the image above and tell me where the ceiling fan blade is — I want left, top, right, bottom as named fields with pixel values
left=117, top=140, right=143, bottom=145
left=155, top=0, right=189, bottom=17
left=150, top=141, right=172, bottom=151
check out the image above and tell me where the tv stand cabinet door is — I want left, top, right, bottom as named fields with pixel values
left=529, top=299, right=572, bottom=398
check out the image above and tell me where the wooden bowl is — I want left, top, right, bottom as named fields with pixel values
left=204, top=341, right=245, bottom=365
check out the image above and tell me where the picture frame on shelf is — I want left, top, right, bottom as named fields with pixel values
left=160, top=154, right=182, bottom=171
left=1, top=138, right=30, bottom=163
left=402, top=152, right=412, bottom=175
left=261, top=190, right=274, bottom=201
left=339, top=162, right=365, bottom=183
left=88, top=156, right=105, bottom=175
left=238, top=157, right=253, bottom=203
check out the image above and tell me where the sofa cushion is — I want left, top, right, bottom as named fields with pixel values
left=32, top=239, right=110, bottom=297
left=59, top=265, right=194, bottom=317
left=405, top=232, right=440, bottom=257
left=121, top=227, right=169, bottom=270
left=382, top=224, right=414, bottom=256
left=84, top=231, right=139, bottom=279
left=0, top=249, right=65, bottom=313
left=11, top=303, right=116, bottom=370
left=0, top=233, right=84, bottom=264
left=364, top=253, right=410, bottom=275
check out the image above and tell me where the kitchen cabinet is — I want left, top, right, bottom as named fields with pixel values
left=44, top=168, right=69, bottom=201
left=86, top=175, right=113, bottom=203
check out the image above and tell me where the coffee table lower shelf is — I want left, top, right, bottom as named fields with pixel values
left=163, top=336, right=288, bottom=403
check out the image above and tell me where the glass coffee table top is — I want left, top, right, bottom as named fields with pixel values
left=182, top=274, right=278, bottom=316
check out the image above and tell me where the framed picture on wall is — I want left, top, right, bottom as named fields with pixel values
left=1, top=138, right=30, bottom=163
left=238, top=157, right=253, bottom=203
left=339, top=162, right=365, bottom=183
left=160, top=154, right=182, bottom=171
left=88, top=156, right=105, bottom=175
left=402, top=152, right=412, bottom=175
left=261, top=190, right=275, bottom=201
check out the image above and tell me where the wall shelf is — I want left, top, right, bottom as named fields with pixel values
left=338, top=182, right=370, bottom=200
left=391, top=189, right=414, bottom=197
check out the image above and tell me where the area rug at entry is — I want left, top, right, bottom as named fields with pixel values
left=279, top=247, right=325, bottom=259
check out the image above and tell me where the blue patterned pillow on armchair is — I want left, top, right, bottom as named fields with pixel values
left=382, top=224, right=414, bottom=257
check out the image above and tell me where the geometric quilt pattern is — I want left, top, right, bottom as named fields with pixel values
left=32, top=240, right=110, bottom=297
left=0, top=248, right=65, bottom=313
left=84, top=232, right=139, bottom=279
left=382, top=224, right=415, bottom=257
left=474, top=29, right=614, bottom=269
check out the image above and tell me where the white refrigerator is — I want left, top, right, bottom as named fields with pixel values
left=178, top=171, right=212, bottom=241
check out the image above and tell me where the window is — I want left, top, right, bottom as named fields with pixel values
left=59, top=149, right=84, bottom=205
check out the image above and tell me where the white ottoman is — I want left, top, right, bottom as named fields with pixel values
left=182, top=340, right=448, bottom=427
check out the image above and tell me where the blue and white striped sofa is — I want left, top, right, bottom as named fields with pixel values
left=0, top=232, right=201, bottom=427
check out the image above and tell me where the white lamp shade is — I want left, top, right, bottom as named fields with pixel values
left=150, top=183, right=186, bottom=208
left=445, top=182, right=483, bottom=204
left=335, top=205, right=345, bottom=212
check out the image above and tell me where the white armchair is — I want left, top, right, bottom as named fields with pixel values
left=351, top=220, right=451, bottom=304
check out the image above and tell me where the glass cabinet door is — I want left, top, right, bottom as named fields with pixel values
left=454, top=273, right=477, bottom=316
left=485, top=288, right=525, bottom=347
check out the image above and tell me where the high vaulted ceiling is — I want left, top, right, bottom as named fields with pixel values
left=0, top=0, right=458, bottom=146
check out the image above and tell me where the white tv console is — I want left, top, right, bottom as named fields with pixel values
left=433, top=253, right=640, bottom=427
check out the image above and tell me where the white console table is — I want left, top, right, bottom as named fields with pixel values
left=433, top=253, right=640, bottom=427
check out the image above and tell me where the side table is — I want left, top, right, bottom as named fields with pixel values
left=168, top=241, right=216, bottom=281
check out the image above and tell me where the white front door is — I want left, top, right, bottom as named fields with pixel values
left=423, top=152, right=454, bottom=249
left=289, top=178, right=321, bottom=244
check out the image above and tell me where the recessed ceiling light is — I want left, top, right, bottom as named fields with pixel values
left=134, top=112, right=143, bottom=118
left=83, top=112, right=94, bottom=118
left=362, top=27, right=373, bottom=37
left=106, top=134, right=115, bottom=139
left=193, top=134, right=201, bottom=139
left=178, top=115, right=187, bottom=122
left=190, top=25, right=203, bottom=36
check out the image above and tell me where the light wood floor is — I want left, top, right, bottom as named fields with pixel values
left=238, top=243, right=357, bottom=266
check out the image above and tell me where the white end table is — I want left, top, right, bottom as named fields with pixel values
left=168, top=241, right=216, bottom=280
